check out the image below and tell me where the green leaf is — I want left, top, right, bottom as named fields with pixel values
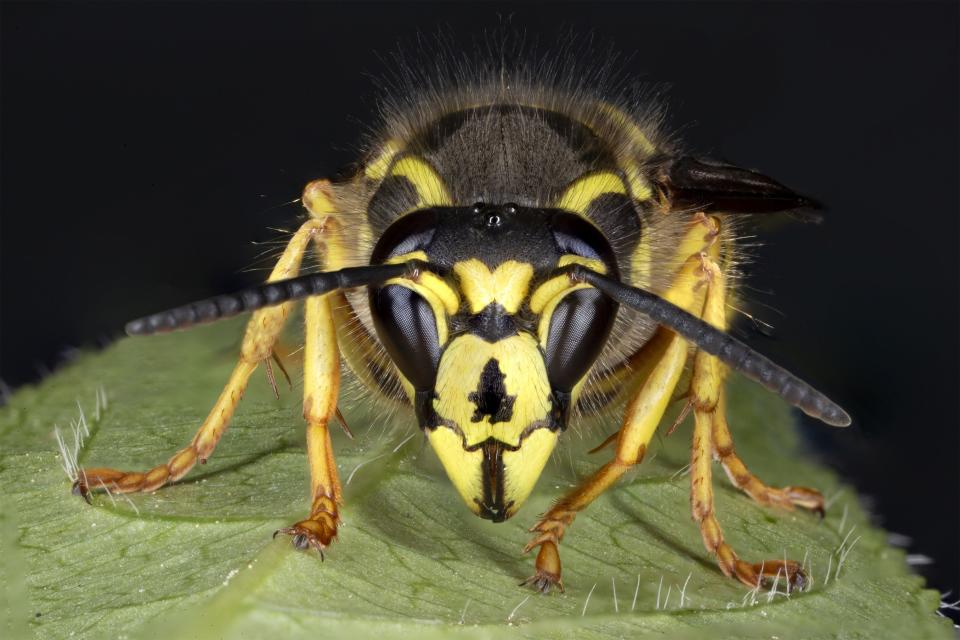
left=0, top=318, right=951, bottom=639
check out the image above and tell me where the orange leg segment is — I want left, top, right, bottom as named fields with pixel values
left=274, top=294, right=342, bottom=555
left=523, top=214, right=821, bottom=593
left=688, top=256, right=813, bottom=589
left=74, top=218, right=326, bottom=499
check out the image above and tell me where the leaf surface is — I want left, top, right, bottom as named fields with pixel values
left=0, top=318, right=951, bottom=639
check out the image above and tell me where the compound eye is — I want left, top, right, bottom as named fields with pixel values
left=543, top=288, right=617, bottom=392
left=369, top=285, right=441, bottom=391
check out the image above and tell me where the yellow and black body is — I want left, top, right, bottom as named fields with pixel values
left=77, top=63, right=850, bottom=593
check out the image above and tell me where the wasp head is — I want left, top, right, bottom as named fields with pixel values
left=368, top=203, right=618, bottom=521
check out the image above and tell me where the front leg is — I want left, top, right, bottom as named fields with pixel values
left=275, top=294, right=342, bottom=555
left=73, top=218, right=325, bottom=498
left=523, top=328, right=689, bottom=592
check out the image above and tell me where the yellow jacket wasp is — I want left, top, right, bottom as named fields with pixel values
left=73, top=60, right=850, bottom=594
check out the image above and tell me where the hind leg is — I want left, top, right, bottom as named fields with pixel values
left=712, top=396, right=824, bottom=516
left=689, top=256, right=815, bottom=588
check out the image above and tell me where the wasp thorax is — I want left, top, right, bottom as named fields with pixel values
left=368, top=203, right=619, bottom=521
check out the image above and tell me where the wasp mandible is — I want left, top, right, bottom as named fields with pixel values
left=74, top=58, right=850, bottom=594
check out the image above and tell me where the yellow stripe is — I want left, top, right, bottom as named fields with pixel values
left=598, top=103, right=656, bottom=201
left=384, top=278, right=451, bottom=346
left=529, top=255, right=607, bottom=314
left=599, top=103, right=657, bottom=156
left=529, top=275, right=569, bottom=315
left=385, top=251, right=460, bottom=316
left=364, top=140, right=402, bottom=180
left=385, top=250, right=429, bottom=265
left=630, top=239, right=653, bottom=287
left=555, top=171, right=628, bottom=215
left=390, top=156, right=451, bottom=207
left=624, top=166, right=654, bottom=202
left=453, top=259, right=533, bottom=314
left=557, top=255, right=608, bottom=273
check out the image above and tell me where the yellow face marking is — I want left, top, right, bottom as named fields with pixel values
left=427, top=331, right=558, bottom=518
left=433, top=333, right=551, bottom=448
left=530, top=276, right=571, bottom=315
left=364, top=139, right=402, bottom=180
left=384, top=251, right=459, bottom=316
left=557, top=255, right=608, bottom=272
left=555, top=171, right=628, bottom=215
left=500, top=428, right=557, bottom=515
left=384, top=250, right=429, bottom=264
left=537, top=283, right=592, bottom=351
left=529, top=255, right=607, bottom=314
left=452, top=259, right=534, bottom=314
left=390, top=156, right=452, bottom=207
left=427, top=427, right=484, bottom=511
left=385, top=278, right=450, bottom=347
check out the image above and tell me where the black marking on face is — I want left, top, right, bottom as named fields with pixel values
left=474, top=438, right=514, bottom=523
left=464, top=303, right=519, bottom=342
left=468, top=358, right=516, bottom=424
left=550, top=390, right=573, bottom=432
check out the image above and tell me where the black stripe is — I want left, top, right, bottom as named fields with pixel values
left=474, top=438, right=513, bottom=523
left=367, top=173, right=423, bottom=237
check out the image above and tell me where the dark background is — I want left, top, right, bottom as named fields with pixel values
left=2, top=1, right=957, bottom=615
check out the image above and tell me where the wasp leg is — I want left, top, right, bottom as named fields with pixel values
left=73, top=217, right=326, bottom=498
left=304, top=179, right=405, bottom=404
left=523, top=328, right=688, bottom=593
left=271, top=180, right=345, bottom=553
left=578, top=212, right=721, bottom=411
left=689, top=256, right=810, bottom=589
left=274, top=293, right=342, bottom=555
left=522, top=218, right=722, bottom=593
left=713, top=397, right=824, bottom=516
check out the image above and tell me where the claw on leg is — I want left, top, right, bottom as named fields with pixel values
left=275, top=492, right=339, bottom=559
left=275, top=519, right=337, bottom=558
left=732, top=558, right=808, bottom=590
left=521, top=541, right=564, bottom=593
left=71, top=361, right=256, bottom=500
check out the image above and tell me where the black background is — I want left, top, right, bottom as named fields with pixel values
left=2, top=1, right=958, bottom=614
